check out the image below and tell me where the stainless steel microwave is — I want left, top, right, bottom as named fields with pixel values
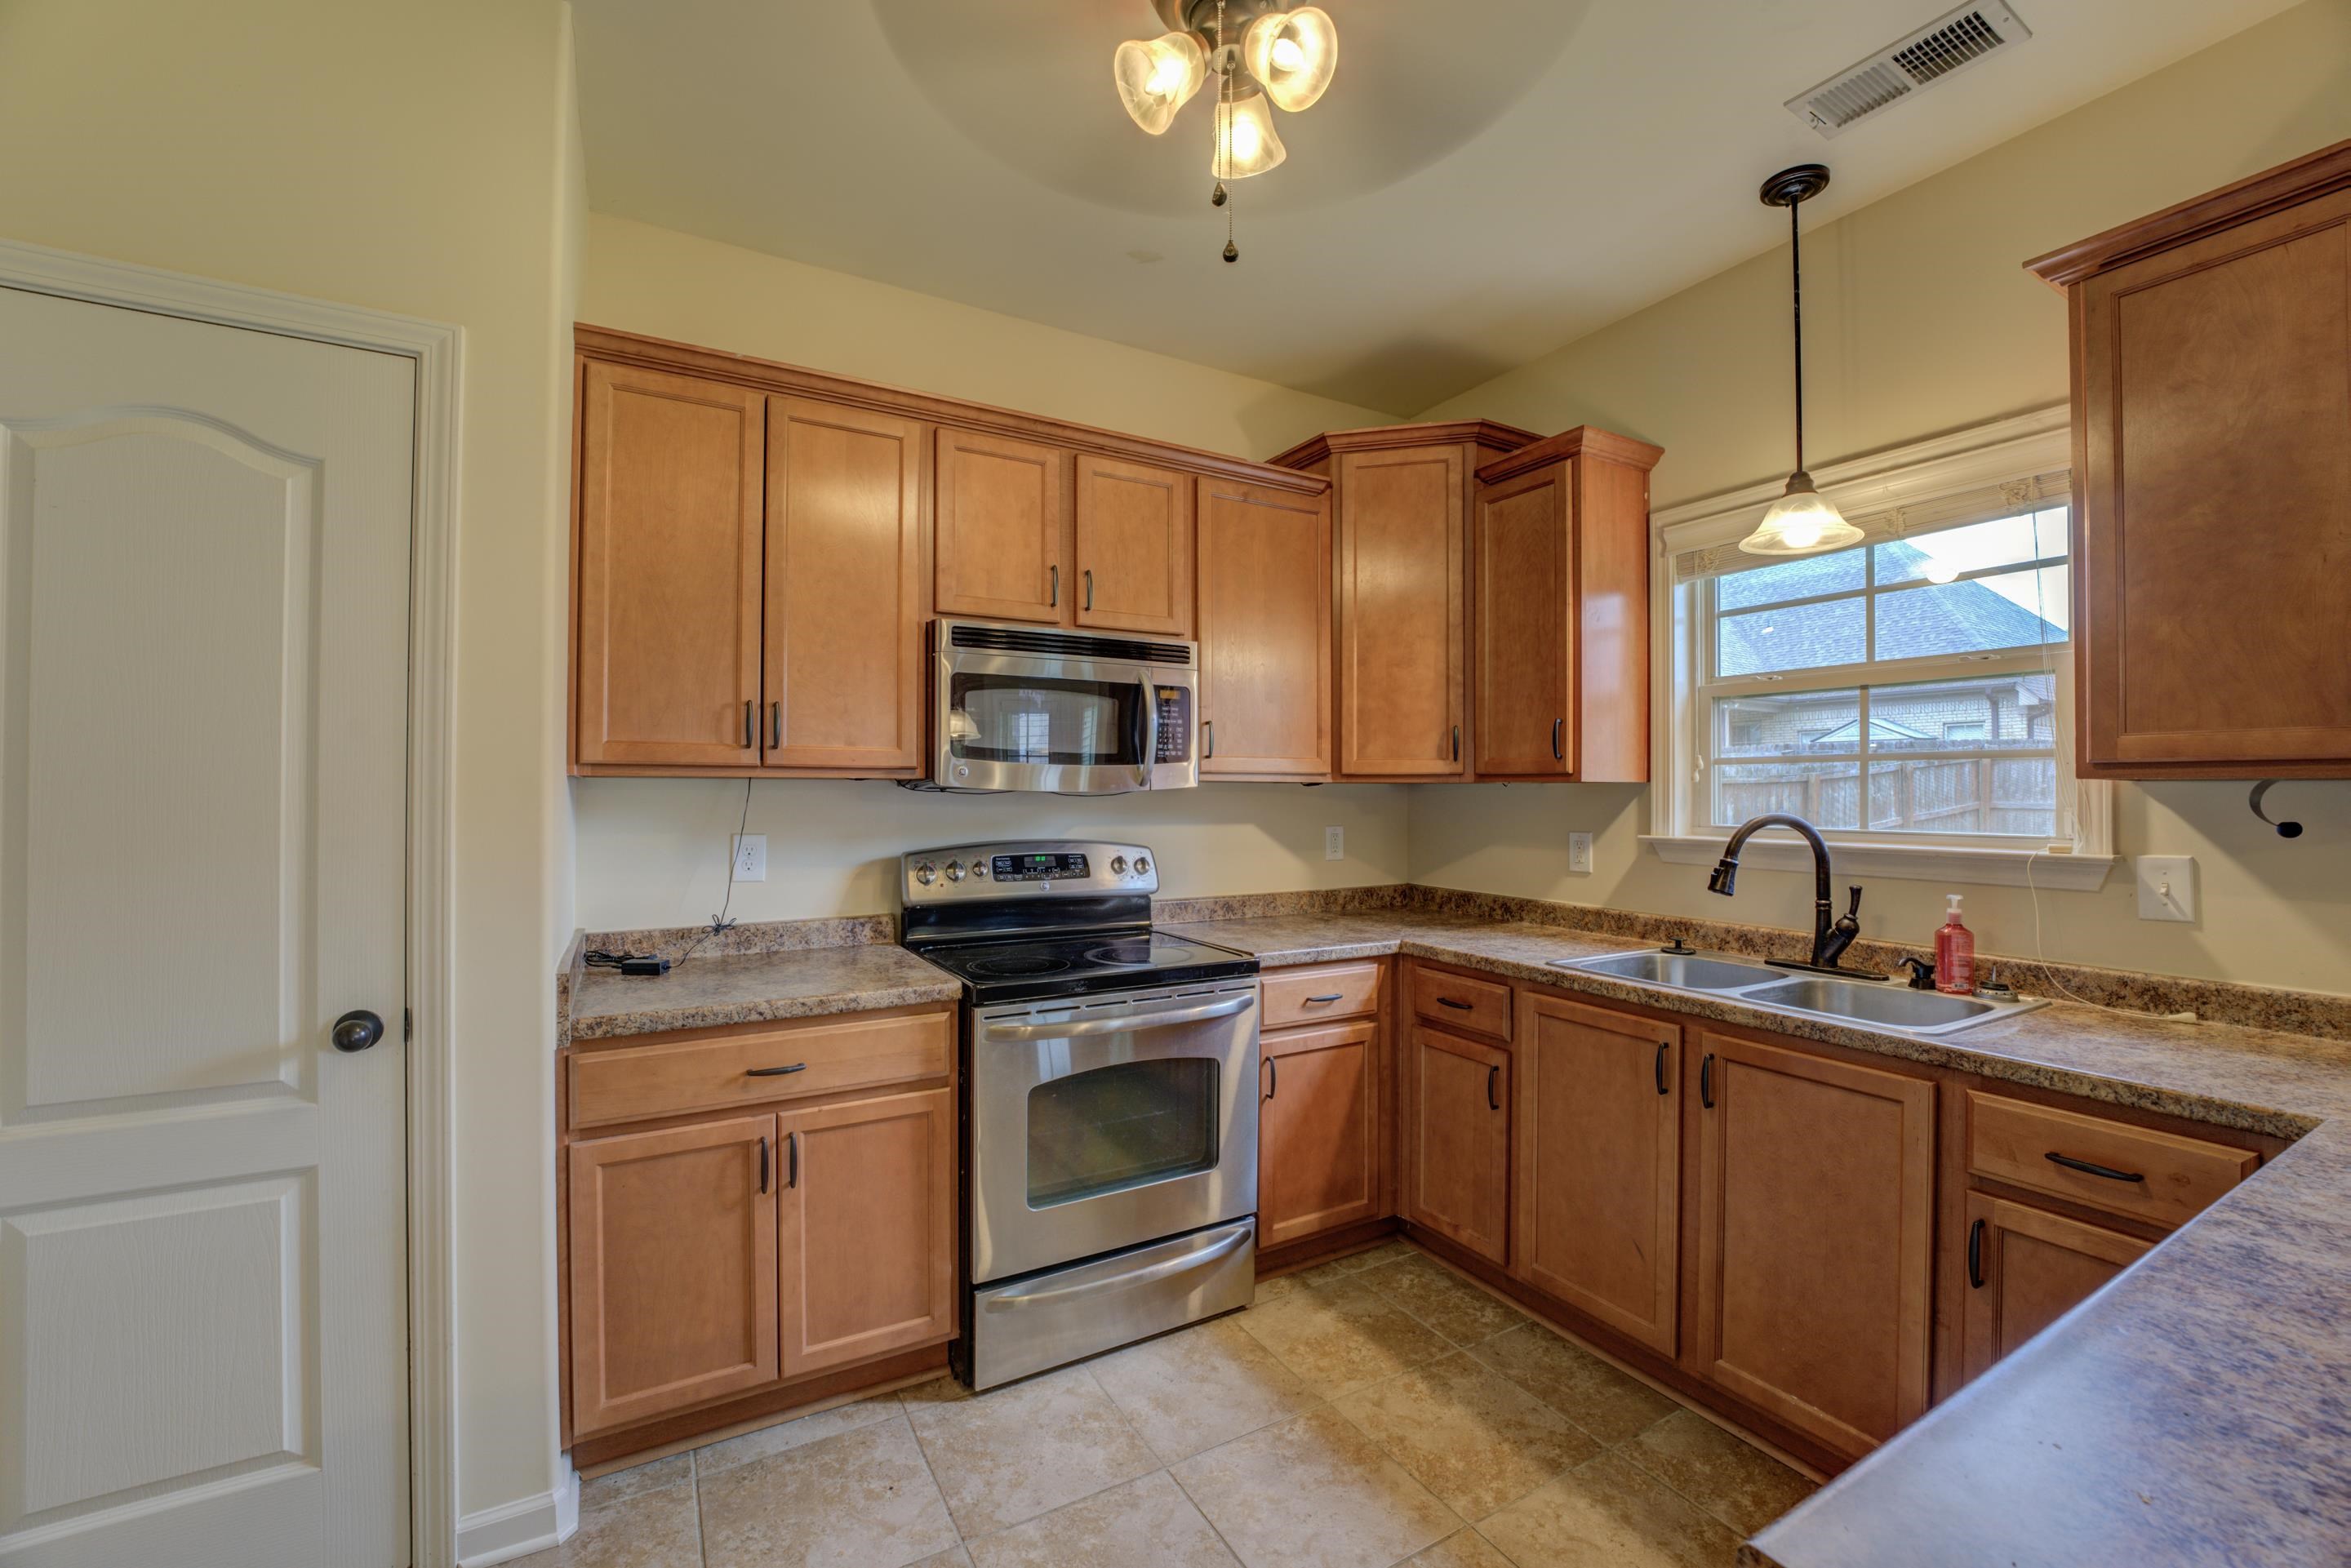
left=927, top=619, right=1198, bottom=794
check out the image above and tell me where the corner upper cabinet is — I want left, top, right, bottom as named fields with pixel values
left=933, top=427, right=1067, bottom=624
left=1197, top=478, right=1332, bottom=778
left=1074, top=455, right=1193, bottom=636
left=763, top=398, right=927, bottom=775
left=1473, top=429, right=1663, bottom=782
left=2029, top=139, right=2351, bottom=777
left=575, top=362, right=764, bottom=767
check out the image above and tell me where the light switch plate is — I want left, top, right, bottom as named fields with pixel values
left=2135, top=855, right=2195, bottom=922
left=1568, top=833, right=1594, bottom=874
left=1324, top=826, right=1345, bottom=861
left=733, top=833, right=767, bottom=882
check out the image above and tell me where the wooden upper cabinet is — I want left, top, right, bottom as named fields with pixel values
left=1075, top=455, right=1193, bottom=636
left=763, top=398, right=926, bottom=775
left=777, top=1087, right=957, bottom=1378
left=934, top=427, right=1067, bottom=624
left=2029, top=140, right=2351, bottom=777
left=1473, top=429, right=1662, bottom=782
left=1197, top=479, right=1332, bottom=778
left=1403, top=1024, right=1511, bottom=1266
left=1336, top=445, right=1467, bottom=777
left=1514, top=993, right=1679, bottom=1356
left=1691, top=1032, right=1935, bottom=1463
left=575, top=362, right=763, bottom=766
left=1260, top=1019, right=1385, bottom=1249
left=567, top=1115, right=779, bottom=1435
left=1959, top=1192, right=2149, bottom=1384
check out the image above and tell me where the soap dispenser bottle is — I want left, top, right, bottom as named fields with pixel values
left=1935, top=895, right=1975, bottom=996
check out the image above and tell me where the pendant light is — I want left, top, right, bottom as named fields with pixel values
left=1740, top=164, right=1864, bottom=557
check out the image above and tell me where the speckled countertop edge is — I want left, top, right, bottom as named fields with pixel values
left=562, top=918, right=957, bottom=1043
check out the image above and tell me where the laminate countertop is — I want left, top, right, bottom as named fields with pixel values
left=1162, top=909, right=2351, bottom=1567
left=566, top=942, right=960, bottom=1042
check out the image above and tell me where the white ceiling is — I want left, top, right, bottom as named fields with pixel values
left=575, top=0, right=2299, bottom=415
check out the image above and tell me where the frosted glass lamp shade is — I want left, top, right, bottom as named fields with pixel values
left=1243, top=7, right=1338, bottom=111
left=1739, top=472, right=1865, bottom=556
left=1114, top=32, right=1207, bottom=135
left=1212, top=88, right=1287, bottom=177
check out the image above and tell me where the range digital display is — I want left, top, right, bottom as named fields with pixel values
left=991, top=851, right=1090, bottom=882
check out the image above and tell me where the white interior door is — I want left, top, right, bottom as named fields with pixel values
left=0, top=286, right=412, bottom=1566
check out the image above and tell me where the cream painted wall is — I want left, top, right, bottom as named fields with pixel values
left=0, top=0, right=581, bottom=1529
left=1409, top=0, right=2351, bottom=997
left=573, top=214, right=1415, bottom=931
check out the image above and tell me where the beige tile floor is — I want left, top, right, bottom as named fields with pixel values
left=521, top=1238, right=1816, bottom=1568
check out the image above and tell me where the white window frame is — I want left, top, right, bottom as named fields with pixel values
left=1642, top=406, right=2114, bottom=891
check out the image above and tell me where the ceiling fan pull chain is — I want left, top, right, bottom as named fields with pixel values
left=1215, top=0, right=1238, bottom=261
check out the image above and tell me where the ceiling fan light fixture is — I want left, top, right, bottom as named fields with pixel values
left=1212, top=85, right=1286, bottom=178
left=1113, top=30, right=1207, bottom=135
left=1243, top=6, right=1338, bottom=112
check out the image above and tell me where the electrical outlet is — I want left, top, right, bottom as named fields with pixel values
left=2135, top=855, right=2195, bottom=922
left=1324, top=826, right=1345, bottom=862
left=1568, top=833, right=1594, bottom=874
left=733, top=834, right=767, bottom=883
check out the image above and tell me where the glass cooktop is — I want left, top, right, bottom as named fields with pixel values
left=914, top=931, right=1257, bottom=1004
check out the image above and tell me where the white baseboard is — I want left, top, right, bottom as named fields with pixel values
left=455, top=1459, right=578, bottom=1568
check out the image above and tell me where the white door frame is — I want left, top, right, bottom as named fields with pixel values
left=0, top=237, right=463, bottom=1567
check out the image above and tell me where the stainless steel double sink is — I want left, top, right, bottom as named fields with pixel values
left=1550, top=948, right=2046, bottom=1036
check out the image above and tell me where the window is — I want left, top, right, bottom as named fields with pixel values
left=1697, top=508, right=2069, bottom=840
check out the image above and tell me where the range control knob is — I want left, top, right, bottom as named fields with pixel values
left=945, top=860, right=965, bottom=882
left=914, top=861, right=937, bottom=886
left=1133, top=855, right=1152, bottom=877
left=971, top=860, right=989, bottom=879
left=1109, top=855, right=1128, bottom=876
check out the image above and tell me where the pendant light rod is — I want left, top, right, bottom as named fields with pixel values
left=1760, top=163, right=1831, bottom=477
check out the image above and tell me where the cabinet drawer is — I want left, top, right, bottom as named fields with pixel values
left=1262, top=962, right=1384, bottom=1028
left=1967, top=1091, right=2257, bottom=1230
left=571, top=1009, right=953, bottom=1130
left=1410, top=966, right=1512, bottom=1041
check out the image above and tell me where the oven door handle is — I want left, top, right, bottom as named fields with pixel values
left=984, top=993, right=1255, bottom=1040
left=981, top=1226, right=1251, bottom=1312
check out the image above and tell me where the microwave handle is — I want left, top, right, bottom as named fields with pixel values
left=1133, top=681, right=1158, bottom=781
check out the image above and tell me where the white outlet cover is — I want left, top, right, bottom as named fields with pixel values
left=1324, top=826, right=1344, bottom=861
left=2135, top=855, right=2195, bottom=922
left=1568, top=833, right=1594, bottom=874
left=733, top=833, right=767, bottom=882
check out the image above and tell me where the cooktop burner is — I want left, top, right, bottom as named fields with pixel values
left=962, top=953, right=1076, bottom=978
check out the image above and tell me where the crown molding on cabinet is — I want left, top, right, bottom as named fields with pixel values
left=1477, top=424, right=1665, bottom=486
left=2024, top=136, right=2351, bottom=288
left=1268, top=418, right=1544, bottom=471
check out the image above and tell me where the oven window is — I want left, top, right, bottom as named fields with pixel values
left=1026, top=1059, right=1219, bottom=1209
left=949, top=673, right=1142, bottom=767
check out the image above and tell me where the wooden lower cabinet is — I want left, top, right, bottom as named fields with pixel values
left=1259, top=1019, right=1385, bottom=1248
left=1960, top=1192, right=2150, bottom=1381
left=1513, top=993, right=1679, bottom=1356
left=1691, top=1033, right=1936, bottom=1462
left=1404, top=1025, right=1511, bottom=1265
left=779, top=1087, right=958, bottom=1377
left=567, top=1115, right=780, bottom=1437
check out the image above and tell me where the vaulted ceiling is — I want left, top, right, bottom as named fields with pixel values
left=574, top=0, right=2298, bottom=414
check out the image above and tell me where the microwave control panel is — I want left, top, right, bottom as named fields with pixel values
left=1153, top=686, right=1193, bottom=763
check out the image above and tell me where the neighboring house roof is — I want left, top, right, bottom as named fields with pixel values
left=1802, top=714, right=1931, bottom=748
left=1718, top=540, right=2063, bottom=677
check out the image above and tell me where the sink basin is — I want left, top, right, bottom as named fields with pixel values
left=1740, top=977, right=1998, bottom=1031
left=1566, top=950, right=1781, bottom=991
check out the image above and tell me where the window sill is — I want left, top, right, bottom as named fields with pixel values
left=1639, top=834, right=2115, bottom=891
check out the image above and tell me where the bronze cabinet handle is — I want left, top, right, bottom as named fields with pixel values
left=1049, top=564, right=1060, bottom=606
left=1304, top=993, right=1344, bottom=1004
left=1487, top=1064, right=1500, bottom=1111
left=1553, top=718, right=1564, bottom=761
left=1203, top=720, right=1215, bottom=760
left=787, top=1130, right=799, bottom=1188
left=770, top=701, right=781, bottom=750
left=743, top=699, right=755, bottom=748
left=1437, top=997, right=1473, bottom=1011
left=1264, top=1059, right=1278, bottom=1100
left=1451, top=724, right=1461, bottom=762
left=2045, top=1151, right=2144, bottom=1184
left=758, top=1135, right=769, bottom=1194
left=1967, top=1216, right=1985, bottom=1288
left=1654, top=1040, right=1669, bottom=1096
left=1700, top=1053, right=1715, bottom=1108
left=1083, top=569, right=1094, bottom=610
left=745, top=1063, right=807, bottom=1077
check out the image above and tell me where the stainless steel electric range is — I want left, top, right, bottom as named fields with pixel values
left=900, top=840, right=1260, bottom=1389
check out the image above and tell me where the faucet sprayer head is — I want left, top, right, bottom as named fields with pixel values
left=1706, top=859, right=1739, bottom=896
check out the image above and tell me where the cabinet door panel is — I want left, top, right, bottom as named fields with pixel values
left=779, top=1088, right=957, bottom=1377
left=1075, top=455, right=1193, bottom=636
left=1338, top=446, right=1464, bottom=777
left=576, top=362, right=763, bottom=766
left=764, top=398, right=925, bottom=773
left=2079, top=186, right=2351, bottom=770
left=1260, top=1019, right=1384, bottom=1248
left=568, top=1116, right=779, bottom=1435
left=1515, top=994, right=1678, bottom=1355
left=1693, top=1033, right=1934, bottom=1462
left=1959, top=1192, right=2150, bottom=1383
left=1476, top=461, right=1573, bottom=777
left=1404, top=1025, right=1509, bottom=1265
left=1198, top=480, right=1331, bottom=777
left=934, top=428, right=1065, bottom=624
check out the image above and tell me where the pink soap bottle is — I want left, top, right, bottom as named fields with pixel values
left=1935, top=895, right=1975, bottom=996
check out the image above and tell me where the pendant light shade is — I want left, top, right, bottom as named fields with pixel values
left=1740, top=164, right=1860, bottom=557
left=1212, top=86, right=1286, bottom=178
left=1243, top=6, right=1337, bottom=111
left=1113, top=30, right=1207, bottom=135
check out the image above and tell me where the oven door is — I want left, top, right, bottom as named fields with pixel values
left=970, top=982, right=1259, bottom=1285
left=935, top=646, right=1193, bottom=794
